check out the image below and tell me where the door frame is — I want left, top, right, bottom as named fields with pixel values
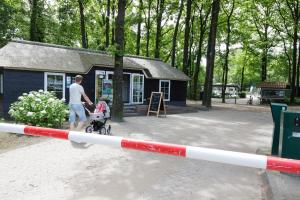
left=95, top=70, right=144, bottom=105
left=130, top=73, right=144, bottom=104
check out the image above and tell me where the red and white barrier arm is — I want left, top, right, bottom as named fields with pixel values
left=1, top=123, right=300, bottom=174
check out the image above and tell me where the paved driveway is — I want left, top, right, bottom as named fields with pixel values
left=0, top=109, right=273, bottom=200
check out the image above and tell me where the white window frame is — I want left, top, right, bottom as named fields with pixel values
left=159, top=80, right=171, bottom=101
left=44, top=72, right=66, bottom=99
left=130, top=74, right=144, bottom=104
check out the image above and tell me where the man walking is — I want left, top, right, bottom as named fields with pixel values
left=69, top=75, right=93, bottom=131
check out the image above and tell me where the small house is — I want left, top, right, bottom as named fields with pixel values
left=0, top=40, right=190, bottom=118
left=257, top=82, right=289, bottom=103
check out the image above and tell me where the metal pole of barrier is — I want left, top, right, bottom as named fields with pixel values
left=0, top=123, right=300, bottom=174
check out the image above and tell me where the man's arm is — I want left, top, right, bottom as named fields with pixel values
left=82, top=92, right=93, bottom=105
left=79, top=85, right=93, bottom=105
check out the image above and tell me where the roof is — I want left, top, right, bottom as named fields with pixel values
left=0, top=40, right=190, bottom=81
left=213, top=83, right=239, bottom=87
left=257, top=82, right=287, bottom=89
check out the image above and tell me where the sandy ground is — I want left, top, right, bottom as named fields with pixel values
left=0, top=132, right=47, bottom=154
left=0, top=109, right=273, bottom=200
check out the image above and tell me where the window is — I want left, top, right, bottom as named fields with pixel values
left=66, top=76, right=76, bottom=88
left=44, top=72, right=65, bottom=99
left=159, top=80, right=170, bottom=101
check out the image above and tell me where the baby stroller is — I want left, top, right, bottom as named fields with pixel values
left=84, top=101, right=112, bottom=135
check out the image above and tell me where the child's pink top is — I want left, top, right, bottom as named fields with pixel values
left=95, top=101, right=106, bottom=113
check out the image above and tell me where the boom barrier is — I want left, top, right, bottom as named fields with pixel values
left=0, top=123, right=300, bottom=174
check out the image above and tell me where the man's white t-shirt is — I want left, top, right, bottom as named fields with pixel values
left=69, top=83, right=84, bottom=104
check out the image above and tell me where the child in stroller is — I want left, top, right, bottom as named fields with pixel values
left=84, top=100, right=111, bottom=135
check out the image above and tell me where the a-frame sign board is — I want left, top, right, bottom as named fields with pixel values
left=147, top=92, right=166, bottom=117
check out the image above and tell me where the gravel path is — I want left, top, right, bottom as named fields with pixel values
left=0, top=110, right=273, bottom=200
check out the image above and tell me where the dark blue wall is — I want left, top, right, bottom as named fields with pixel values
left=144, top=79, right=187, bottom=105
left=2, top=67, right=186, bottom=118
left=3, top=70, right=44, bottom=118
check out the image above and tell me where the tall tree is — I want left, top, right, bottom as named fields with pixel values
left=221, top=0, right=235, bottom=103
left=250, top=0, right=275, bottom=82
left=145, top=0, right=152, bottom=57
left=288, top=0, right=299, bottom=103
left=78, top=0, right=88, bottom=48
left=203, top=0, right=221, bottom=108
left=171, top=0, right=184, bottom=68
left=0, top=0, right=14, bottom=46
left=182, top=0, right=192, bottom=75
left=154, top=0, right=165, bottom=58
left=112, top=0, right=126, bottom=121
left=105, top=0, right=110, bottom=48
left=30, top=0, right=45, bottom=42
left=136, top=0, right=143, bottom=55
left=192, top=2, right=211, bottom=100
left=111, top=0, right=116, bottom=45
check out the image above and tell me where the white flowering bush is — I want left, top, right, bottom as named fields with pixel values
left=9, top=90, right=69, bottom=128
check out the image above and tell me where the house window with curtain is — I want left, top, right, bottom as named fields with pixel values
left=159, top=80, right=170, bottom=101
left=44, top=72, right=65, bottom=99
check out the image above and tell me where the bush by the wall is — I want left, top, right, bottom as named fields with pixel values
left=9, top=90, right=69, bottom=128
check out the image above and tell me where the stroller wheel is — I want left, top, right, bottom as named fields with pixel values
left=85, top=126, right=93, bottom=133
left=99, top=127, right=106, bottom=135
left=107, top=125, right=111, bottom=135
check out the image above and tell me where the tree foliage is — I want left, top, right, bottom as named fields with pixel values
left=1, top=0, right=299, bottom=103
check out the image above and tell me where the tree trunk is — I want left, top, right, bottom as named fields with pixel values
left=193, top=30, right=204, bottom=100
left=29, top=0, right=44, bottom=42
left=192, top=4, right=210, bottom=100
left=182, top=0, right=192, bottom=75
left=111, top=0, right=115, bottom=44
left=296, top=42, right=300, bottom=96
left=241, top=66, right=245, bottom=92
left=146, top=0, right=152, bottom=57
left=282, top=38, right=292, bottom=84
left=105, top=0, right=110, bottom=48
left=202, top=0, right=221, bottom=108
left=290, top=3, right=299, bottom=104
left=171, top=0, right=184, bottom=68
left=260, top=48, right=268, bottom=82
left=154, top=0, right=164, bottom=58
left=136, top=0, right=143, bottom=55
left=188, top=15, right=195, bottom=98
left=78, top=0, right=88, bottom=48
left=260, top=23, right=268, bottom=82
left=221, top=0, right=235, bottom=103
left=112, top=0, right=126, bottom=122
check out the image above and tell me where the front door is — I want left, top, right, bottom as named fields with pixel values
left=122, top=74, right=130, bottom=103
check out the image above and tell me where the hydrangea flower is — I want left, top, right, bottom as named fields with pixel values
left=27, top=112, right=34, bottom=116
left=9, top=90, right=69, bottom=128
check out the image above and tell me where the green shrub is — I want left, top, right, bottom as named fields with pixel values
left=9, top=90, right=69, bottom=128
left=295, top=97, right=300, bottom=104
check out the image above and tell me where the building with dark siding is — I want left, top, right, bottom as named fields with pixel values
left=0, top=40, right=190, bottom=118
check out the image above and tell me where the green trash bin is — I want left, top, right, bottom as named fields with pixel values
left=270, top=103, right=287, bottom=155
left=279, top=111, right=300, bottom=160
